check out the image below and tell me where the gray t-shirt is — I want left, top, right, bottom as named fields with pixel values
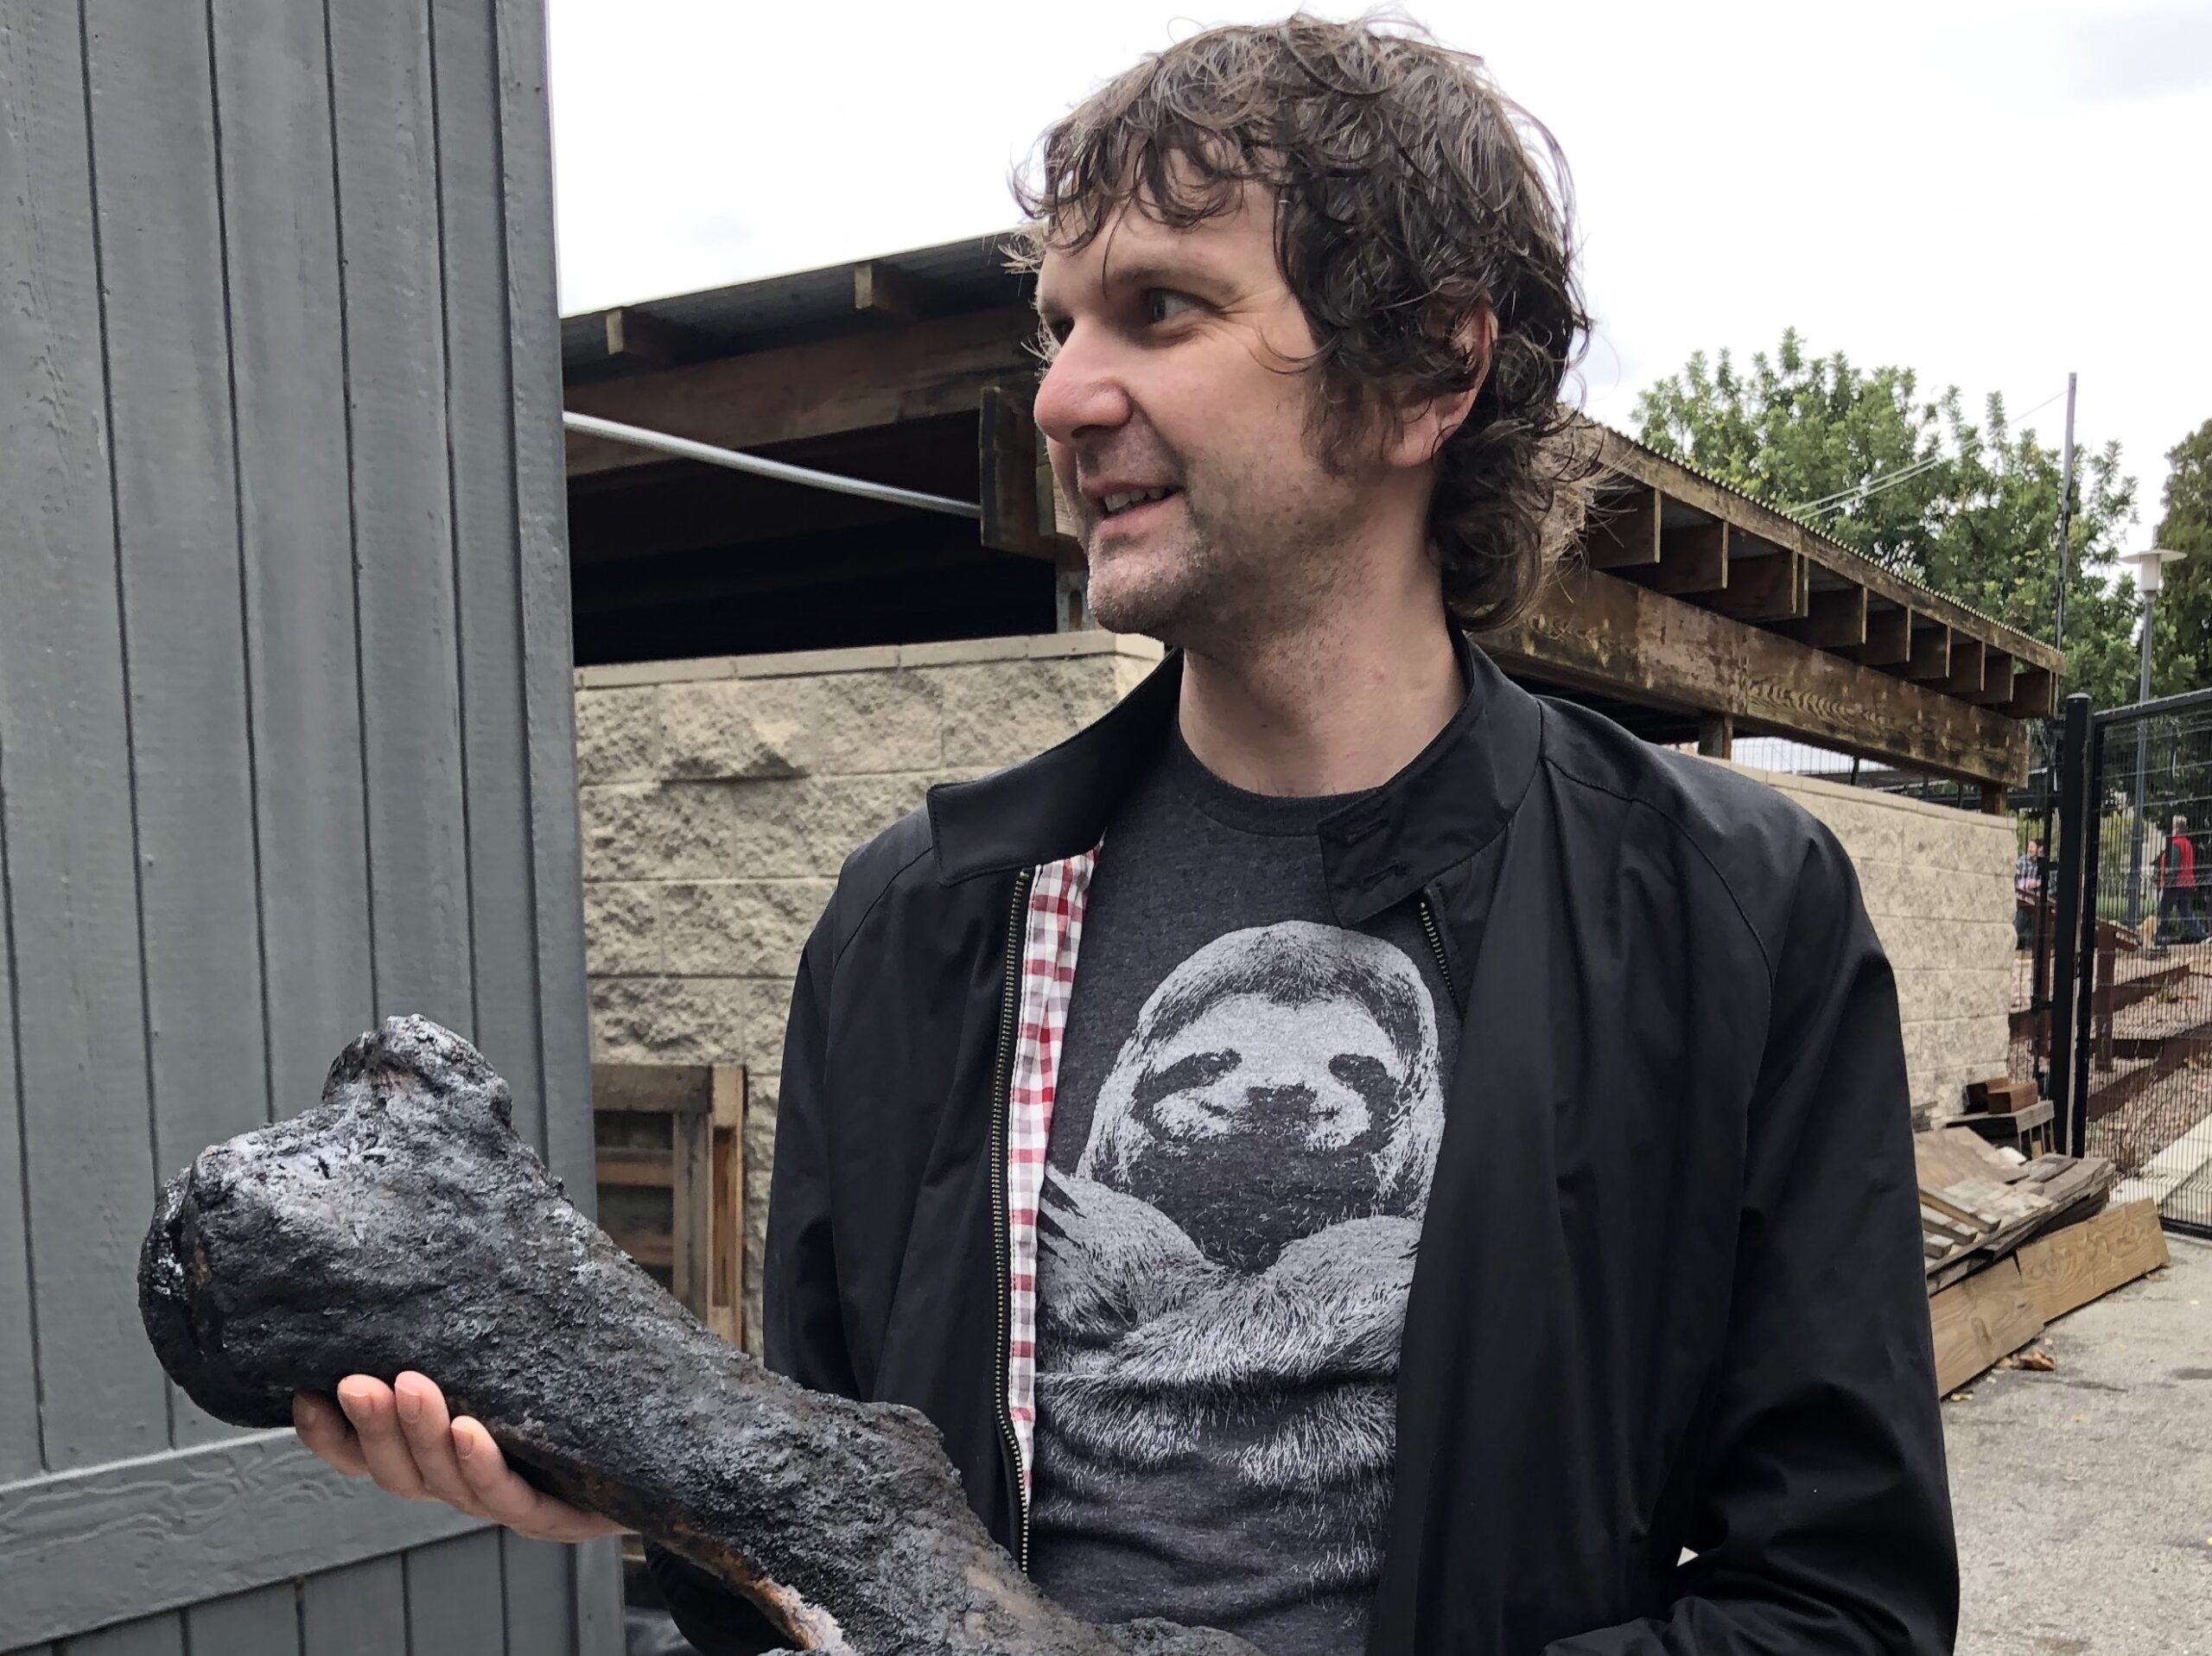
left=1029, top=730, right=1461, bottom=1656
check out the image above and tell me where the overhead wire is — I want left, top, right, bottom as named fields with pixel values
left=1787, top=383, right=2073, bottom=523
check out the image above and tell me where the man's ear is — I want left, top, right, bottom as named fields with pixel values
left=1388, top=305, right=1497, bottom=470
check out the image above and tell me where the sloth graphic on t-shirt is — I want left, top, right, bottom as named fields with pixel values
left=1034, top=919, right=1446, bottom=1594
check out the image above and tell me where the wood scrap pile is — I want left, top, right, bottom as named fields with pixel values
left=1916, top=1120, right=2170, bottom=1394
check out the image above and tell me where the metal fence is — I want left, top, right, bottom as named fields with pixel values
left=2055, top=690, right=2212, bottom=1237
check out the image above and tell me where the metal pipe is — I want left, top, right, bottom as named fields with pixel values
left=561, top=410, right=982, bottom=520
left=2129, top=590, right=2158, bottom=936
left=2055, top=371, right=2075, bottom=652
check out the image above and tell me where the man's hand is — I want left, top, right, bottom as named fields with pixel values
left=293, top=1372, right=626, bottom=1544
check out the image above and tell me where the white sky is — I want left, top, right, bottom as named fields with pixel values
left=546, top=0, right=2212, bottom=518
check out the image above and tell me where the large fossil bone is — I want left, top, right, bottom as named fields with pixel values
left=139, top=1016, right=1256, bottom=1656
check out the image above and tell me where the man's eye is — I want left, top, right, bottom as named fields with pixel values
left=1144, top=289, right=1201, bottom=325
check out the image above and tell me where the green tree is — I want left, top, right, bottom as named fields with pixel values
left=2148, top=419, right=2212, bottom=697
left=1633, top=330, right=2143, bottom=710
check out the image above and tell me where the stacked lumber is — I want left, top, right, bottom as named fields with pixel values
left=1916, top=1125, right=2169, bottom=1393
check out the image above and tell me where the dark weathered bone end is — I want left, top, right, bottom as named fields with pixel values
left=137, top=1016, right=1259, bottom=1655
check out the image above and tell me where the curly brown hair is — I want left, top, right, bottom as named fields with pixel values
left=1011, top=12, right=1592, bottom=631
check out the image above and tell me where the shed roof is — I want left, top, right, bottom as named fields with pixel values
left=559, top=233, right=2062, bottom=787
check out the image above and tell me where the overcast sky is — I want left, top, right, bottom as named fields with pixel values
left=546, top=0, right=2212, bottom=522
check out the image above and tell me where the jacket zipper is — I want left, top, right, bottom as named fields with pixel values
left=989, top=866, right=1035, bottom=1573
left=1417, top=890, right=1456, bottom=1006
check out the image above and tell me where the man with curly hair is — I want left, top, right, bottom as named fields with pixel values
left=296, top=16, right=1956, bottom=1654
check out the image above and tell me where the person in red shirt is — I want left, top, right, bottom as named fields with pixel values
left=2158, top=814, right=2202, bottom=944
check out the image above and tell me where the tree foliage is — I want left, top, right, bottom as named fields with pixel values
left=1632, top=329, right=2146, bottom=710
left=2148, top=419, right=2212, bottom=698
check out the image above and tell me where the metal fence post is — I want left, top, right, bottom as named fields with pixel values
left=2048, top=694, right=2093, bottom=1153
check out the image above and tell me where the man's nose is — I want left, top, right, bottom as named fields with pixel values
left=1033, top=329, right=1133, bottom=446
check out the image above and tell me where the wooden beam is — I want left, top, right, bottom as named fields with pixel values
left=602, top=306, right=709, bottom=371
left=0, top=1432, right=483, bottom=1648
left=1848, top=603, right=1913, bottom=667
left=1697, top=713, right=1734, bottom=758
left=2012, top=1198, right=2168, bottom=1324
left=1583, top=486, right=1661, bottom=570
left=1929, top=1254, right=2043, bottom=1393
left=1792, top=584, right=1869, bottom=650
left=979, top=381, right=1059, bottom=562
left=1705, top=549, right=1805, bottom=623
left=1594, top=426, right=2063, bottom=674
left=1640, top=518, right=1728, bottom=595
left=2007, top=666, right=2057, bottom=720
left=564, top=307, right=1034, bottom=477
left=1945, top=636, right=1986, bottom=698
left=854, top=260, right=927, bottom=320
left=1904, top=622, right=1953, bottom=682
left=1969, top=649, right=2016, bottom=707
left=1480, top=568, right=2031, bottom=785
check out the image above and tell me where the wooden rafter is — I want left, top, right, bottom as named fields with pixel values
left=1592, top=427, right=2063, bottom=675
left=565, top=307, right=1035, bottom=478
left=1481, top=568, right=2030, bottom=785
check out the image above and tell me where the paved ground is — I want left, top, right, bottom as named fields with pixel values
left=1947, top=1231, right=2212, bottom=1654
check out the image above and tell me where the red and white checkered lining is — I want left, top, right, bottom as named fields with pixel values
left=1004, top=848, right=1096, bottom=1494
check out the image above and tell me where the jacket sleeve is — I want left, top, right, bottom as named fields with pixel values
left=1547, top=828, right=1961, bottom=1654
left=647, top=922, right=859, bottom=1655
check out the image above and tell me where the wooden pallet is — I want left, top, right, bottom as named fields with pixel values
left=593, top=1062, right=747, bottom=1348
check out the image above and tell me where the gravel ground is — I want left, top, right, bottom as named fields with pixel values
left=1947, top=1232, right=2212, bottom=1654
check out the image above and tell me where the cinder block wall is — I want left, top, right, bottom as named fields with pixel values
left=575, top=634, right=1166, bottom=1351
left=575, top=638, right=2013, bottom=1342
left=1723, top=763, right=2015, bottom=1127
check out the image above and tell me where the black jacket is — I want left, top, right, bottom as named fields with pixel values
left=652, top=638, right=1958, bottom=1654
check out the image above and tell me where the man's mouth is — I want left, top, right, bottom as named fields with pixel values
left=1095, top=485, right=1181, bottom=521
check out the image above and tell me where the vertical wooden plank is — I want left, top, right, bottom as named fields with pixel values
left=82, top=0, right=270, bottom=1452
left=209, top=0, right=376, bottom=1122
left=184, top=1581, right=301, bottom=1656
left=500, top=1532, right=574, bottom=1655
left=300, top=1552, right=406, bottom=1656
left=571, top=1534, right=626, bottom=1656
left=494, top=0, right=588, bottom=1187
left=0, top=735, right=37, bottom=1481
left=57, top=1611, right=184, bottom=1656
left=404, top=1528, right=505, bottom=1656
left=493, top=3, right=606, bottom=1644
left=709, top=1065, right=745, bottom=1346
left=430, top=0, right=540, bottom=1150
left=327, top=0, right=474, bottom=1036
left=0, top=0, right=166, bottom=1474
left=670, top=1106, right=712, bottom=1317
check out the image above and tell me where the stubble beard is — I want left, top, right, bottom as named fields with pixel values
left=1084, top=460, right=1364, bottom=654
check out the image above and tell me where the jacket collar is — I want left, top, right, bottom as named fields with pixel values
left=927, top=629, right=1545, bottom=925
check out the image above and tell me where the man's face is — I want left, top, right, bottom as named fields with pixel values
left=1032, top=181, right=1388, bottom=645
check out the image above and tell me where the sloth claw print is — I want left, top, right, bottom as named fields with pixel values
left=1028, top=742, right=1461, bottom=1656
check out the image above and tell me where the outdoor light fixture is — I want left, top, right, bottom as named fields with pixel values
left=2120, top=543, right=2187, bottom=598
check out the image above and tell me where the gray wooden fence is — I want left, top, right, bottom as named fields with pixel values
left=0, top=0, right=621, bottom=1648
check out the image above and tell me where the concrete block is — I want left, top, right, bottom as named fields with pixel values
left=588, top=974, right=749, bottom=1064
left=727, top=645, right=901, bottom=679
left=1829, top=798, right=1907, bottom=866
left=574, top=656, right=738, bottom=689
left=724, top=776, right=931, bottom=878
left=1025, top=631, right=1165, bottom=662
left=582, top=881, right=658, bottom=977
left=660, top=683, right=808, bottom=782
left=896, top=637, right=1034, bottom=668
left=656, top=881, right=835, bottom=977
left=579, top=782, right=739, bottom=881
left=574, top=688, right=663, bottom=784
left=735, top=978, right=794, bottom=1106
left=1114, top=650, right=1166, bottom=701
left=937, top=657, right=1122, bottom=769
